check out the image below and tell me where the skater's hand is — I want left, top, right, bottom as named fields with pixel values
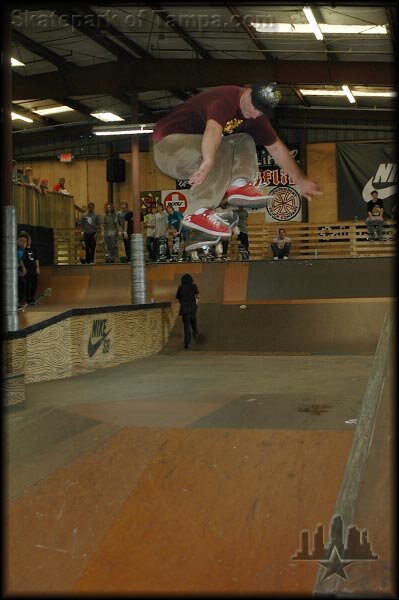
left=296, top=178, right=323, bottom=201
left=189, top=159, right=214, bottom=188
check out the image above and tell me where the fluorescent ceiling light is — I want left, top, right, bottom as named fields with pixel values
left=252, top=23, right=387, bottom=35
left=33, top=105, right=74, bottom=115
left=342, top=85, right=356, bottom=104
left=303, top=6, right=324, bottom=40
left=91, top=112, right=125, bottom=122
left=93, top=124, right=154, bottom=136
left=11, top=57, right=25, bottom=67
left=299, top=89, right=346, bottom=96
left=11, top=112, right=34, bottom=123
left=353, top=91, right=396, bottom=97
left=299, top=88, right=395, bottom=98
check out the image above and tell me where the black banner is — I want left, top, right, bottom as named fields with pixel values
left=336, top=142, right=397, bottom=220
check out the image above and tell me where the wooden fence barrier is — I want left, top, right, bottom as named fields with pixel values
left=248, top=221, right=397, bottom=260
left=13, top=183, right=82, bottom=230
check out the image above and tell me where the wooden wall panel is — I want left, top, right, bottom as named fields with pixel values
left=2, top=338, right=26, bottom=407
left=20, top=143, right=336, bottom=219
left=87, top=159, right=108, bottom=210
left=306, top=143, right=337, bottom=223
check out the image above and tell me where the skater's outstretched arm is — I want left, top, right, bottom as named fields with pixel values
left=188, top=119, right=223, bottom=189
left=265, top=137, right=322, bottom=201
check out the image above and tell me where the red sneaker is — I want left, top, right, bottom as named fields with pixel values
left=227, top=182, right=272, bottom=208
left=183, top=209, right=231, bottom=238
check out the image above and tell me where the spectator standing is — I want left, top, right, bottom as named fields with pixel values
left=31, top=177, right=42, bottom=193
left=123, top=206, right=135, bottom=262
left=154, top=204, right=171, bottom=261
left=116, top=201, right=129, bottom=260
left=22, top=167, right=33, bottom=185
left=53, top=177, right=70, bottom=195
left=143, top=205, right=157, bottom=261
left=166, top=204, right=188, bottom=261
left=271, top=228, right=291, bottom=260
left=15, top=168, right=24, bottom=184
left=237, top=207, right=250, bottom=258
left=366, top=190, right=384, bottom=241
left=17, top=232, right=28, bottom=306
left=80, top=202, right=100, bottom=264
left=12, top=160, right=18, bottom=181
left=23, top=234, right=40, bottom=303
left=39, top=179, right=49, bottom=196
left=176, top=273, right=200, bottom=350
left=102, top=203, right=119, bottom=263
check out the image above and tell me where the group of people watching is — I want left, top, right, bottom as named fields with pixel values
left=79, top=199, right=294, bottom=264
left=13, top=162, right=71, bottom=197
left=80, top=201, right=251, bottom=265
left=80, top=202, right=194, bottom=264
left=17, top=231, right=40, bottom=307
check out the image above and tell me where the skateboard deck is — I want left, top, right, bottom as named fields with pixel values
left=186, top=237, right=223, bottom=261
left=157, top=237, right=169, bottom=261
left=18, top=287, right=52, bottom=311
left=117, top=237, right=127, bottom=262
left=171, top=236, right=180, bottom=261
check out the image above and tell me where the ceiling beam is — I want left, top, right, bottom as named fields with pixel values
left=276, top=107, right=395, bottom=121
left=11, top=101, right=59, bottom=126
left=148, top=3, right=213, bottom=59
left=289, top=85, right=310, bottom=107
left=225, top=4, right=275, bottom=63
left=386, top=4, right=396, bottom=46
left=12, top=29, right=73, bottom=71
left=53, top=8, right=135, bottom=62
left=54, top=7, right=190, bottom=103
left=13, top=59, right=394, bottom=100
left=12, top=24, right=157, bottom=117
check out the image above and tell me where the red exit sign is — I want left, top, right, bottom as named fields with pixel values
left=59, top=153, right=73, bottom=162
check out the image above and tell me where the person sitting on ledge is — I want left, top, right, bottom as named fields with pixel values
left=366, top=190, right=384, bottom=241
left=271, top=228, right=291, bottom=260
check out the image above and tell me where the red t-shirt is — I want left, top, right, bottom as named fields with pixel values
left=152, top=86, right=277, bottom=146
left=53, top=183, right=65, bottom=192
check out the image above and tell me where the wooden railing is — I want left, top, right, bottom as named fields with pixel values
left=52, top=220, right=396, bottom=265
left=13, top=183, right=81, bottom=229
left=247, top=221, right=397, bottom=260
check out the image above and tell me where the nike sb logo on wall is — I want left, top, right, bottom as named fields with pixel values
left=362, top=162, right=397, bottom=201
left=87, top=318, right=112, bottom=357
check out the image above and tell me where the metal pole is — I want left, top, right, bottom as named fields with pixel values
left=130, top=234, right=146, bottom=304
left=130, top=91, right=146, bottom=303
left=107, top=143, right=114, bottom=205
left=2, top=5, right=18, bottom=331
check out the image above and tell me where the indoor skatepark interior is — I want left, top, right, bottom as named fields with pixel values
left=5, top=259, right=395, bottom=596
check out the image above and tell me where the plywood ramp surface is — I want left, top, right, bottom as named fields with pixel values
left=73, top=428, right=353, bottom=595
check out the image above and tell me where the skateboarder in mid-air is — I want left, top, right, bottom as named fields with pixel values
left=153, top=81, right=322, bottom=243
left=176, top=274, right=199, bottom=350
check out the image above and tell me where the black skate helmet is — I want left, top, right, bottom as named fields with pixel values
left=250, top=81, right=281, bottom=117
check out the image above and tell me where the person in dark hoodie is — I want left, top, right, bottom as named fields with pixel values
left=176, top=273, right=200, bottom=349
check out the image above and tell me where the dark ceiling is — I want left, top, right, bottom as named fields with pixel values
left=11, top=2, right=396, bottom=137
